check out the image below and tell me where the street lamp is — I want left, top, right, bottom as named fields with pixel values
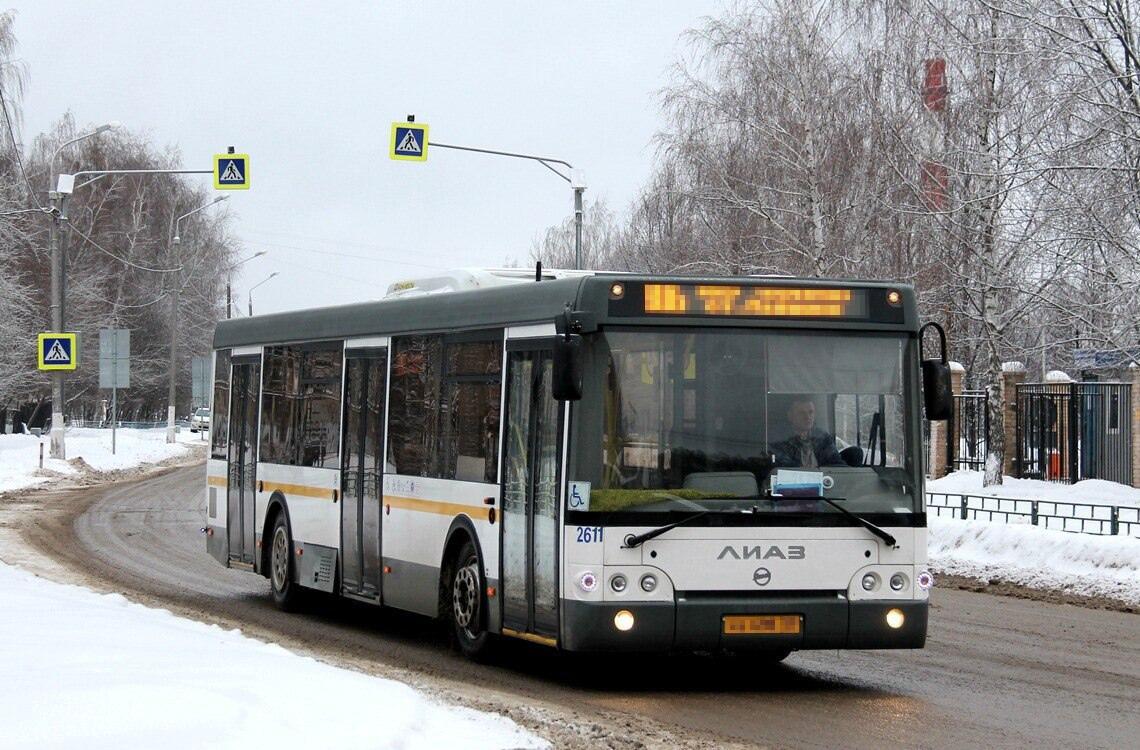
left=45, top=120, right=120, bottom=460
left=165, top=196, right=229, bottom=443
left=47, top=121, right=120, bottom=194
left=227, top=250, right=267, bottom=319
left=247, top=272, right=279, bottom=316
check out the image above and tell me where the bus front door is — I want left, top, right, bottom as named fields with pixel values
left=227, top=359, right=260, bottom=566
left=340, top=350, right=387, bottom=601
left=501, top=347, right=562, bottom=640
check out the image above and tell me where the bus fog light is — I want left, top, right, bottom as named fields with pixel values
left=639, top=573, right=657, bottom=592
left=890, top=573, right=907, bottom=591
left=610, top=574, right=628, bottom=593
left=886, top=608, right=905, bottom=629
left=577, top=571, right=598, bottom=592
left=917, top=570, right=934, bottom=590
left=614, top=610, right=635, bottom=631
left=861, top=573, right=879, bottom=591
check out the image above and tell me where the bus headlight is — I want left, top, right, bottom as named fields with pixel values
left=890, top=573, right=907, bottom=591
left=886, top=608, right=905, bottom=629
left=639, top=573, right=657, bottom=592
left=614, top=610, right=635, bottom=631
left=610, top=574, right=628, bottom=593
left=577, top=571, right=598, bottom=592
left=917, top=570, right=934, bottom=590
left=861, top=573, right=879, bottom=591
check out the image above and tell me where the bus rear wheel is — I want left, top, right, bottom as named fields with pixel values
left=448, top=539, right=492, bottom=659
left=269, top=512, right=302, bottom=611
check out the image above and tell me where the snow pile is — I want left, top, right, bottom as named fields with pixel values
left=928, top=470, right=1140, bottom=508
left=927, top=471, right=1140, bottom=604
left=928, top=516, right=1140, bottom=605
left=0, top=428, right=198, bottom=494
left=0, top=562, right=547, bottom=750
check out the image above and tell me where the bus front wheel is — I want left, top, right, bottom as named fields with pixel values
left=448, top=538, right=491, bottom=659
left=269, top=512, right=302, bottom=611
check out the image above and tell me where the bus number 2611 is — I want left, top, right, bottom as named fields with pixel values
left=576, top=526, right=603, bottom=543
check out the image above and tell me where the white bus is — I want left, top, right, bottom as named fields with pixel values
left=205, top=269, right=948, bottom=659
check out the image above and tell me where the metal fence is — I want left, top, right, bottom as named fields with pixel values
left=951, top=390, right=988, bottom=471
left=68, top=419, right=177, bottom=430
left=1015, top=382, right=1132, bottom=484
left=927, top=491, right=1140, bottom=537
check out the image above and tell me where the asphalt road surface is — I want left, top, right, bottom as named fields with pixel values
left=17, top=464, right=1140, bottom=749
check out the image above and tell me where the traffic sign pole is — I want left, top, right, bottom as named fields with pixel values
left=390, top=117, right=587, bottom=269
left=48, top=191, right=65, bottom=459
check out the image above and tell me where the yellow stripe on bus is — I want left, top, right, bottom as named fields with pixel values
left=260, top=481, right=336, bottom=500
left=206, top=476, right=227, bottom=487
left=386, top=495, right=492, bottom=521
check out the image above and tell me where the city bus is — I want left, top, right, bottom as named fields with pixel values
left=205, top=269, right=948, bottom=659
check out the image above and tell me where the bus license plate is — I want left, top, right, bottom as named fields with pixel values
left=723, top=614, right=802, bottom=635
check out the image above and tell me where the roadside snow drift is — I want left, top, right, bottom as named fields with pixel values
left=0, top=428, right=197, bottom=494
left=0, top=563, right=547, bottom=750
left=928, top=471, right=1140, bottom=605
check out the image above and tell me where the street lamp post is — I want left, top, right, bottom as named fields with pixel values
left=227, top=250, right=267, bottom=319
left=426, top=133, right=587, bottom=269
left=165, top=196, right=228, bottom=444
left=247, top=272, right=279, bottom=317
left=45, top=122, right=120, bottom=459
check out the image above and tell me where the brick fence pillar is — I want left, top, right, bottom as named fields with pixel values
left=1131, top=364, right=1140, bottom=488
left=1001, top=361, right=1026, bottom=477
left=929, top=361, right=964, bottom=478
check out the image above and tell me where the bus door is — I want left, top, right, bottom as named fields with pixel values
left=227, top=357, right=260, bottom=566
left=501, top=346, right=562, bottom=639
left=340, top=349, right=387, bottom=600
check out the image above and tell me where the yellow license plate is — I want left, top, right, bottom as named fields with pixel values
left=723, top=614, right=802, bottom=635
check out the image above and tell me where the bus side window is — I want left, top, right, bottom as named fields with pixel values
left=210, top=349, right=231, bottom=459
left=388, top=335, right=443, bottom=477
left=441, top=337, right=502, bottom=483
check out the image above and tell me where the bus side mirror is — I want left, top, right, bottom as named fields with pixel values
left=922, top=360, right=952, bottom=421
left=553, top=335, right=583, bottom=401
left=919, top=322, right=952, bottom=421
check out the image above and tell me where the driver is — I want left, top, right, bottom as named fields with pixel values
left=770, top=396, right=843, bottom=468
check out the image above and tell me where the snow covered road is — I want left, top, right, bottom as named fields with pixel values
left=5, top=463, right=1136, bottom=750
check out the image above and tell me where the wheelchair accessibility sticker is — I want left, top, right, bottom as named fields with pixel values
left=568, top=481, right=591, bottom=511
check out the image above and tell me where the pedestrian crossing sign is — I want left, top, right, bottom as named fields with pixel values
left=214, top=153, right=250, bottom=190
left=390, top=122, right=429, bottom=162
left=38, top=333, right=78, bottom=371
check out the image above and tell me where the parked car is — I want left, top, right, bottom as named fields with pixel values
left=190, top=407, right=211, bottom=433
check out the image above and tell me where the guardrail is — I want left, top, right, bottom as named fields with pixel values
left=926, top=492, right=1140, bottom=537
left=68, top=419, right=182, bottom=430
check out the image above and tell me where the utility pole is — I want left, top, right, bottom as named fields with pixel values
left=48, top=190, right=65, bottom=459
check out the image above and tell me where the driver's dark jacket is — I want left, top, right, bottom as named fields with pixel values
left=770, top=429, right=844, bottom=468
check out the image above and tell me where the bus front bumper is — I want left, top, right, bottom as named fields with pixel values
left=560, top=595, right=927, bottom=653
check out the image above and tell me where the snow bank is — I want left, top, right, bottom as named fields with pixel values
left=928, top=516, right=1140, bottom=605
left=0, top=562, right=547, bottom=750
left=927, top=471, right=1140, bottom=604
left=0, top=428, right=198, bottom=494
left=928, top=470, right=1140, bottom=508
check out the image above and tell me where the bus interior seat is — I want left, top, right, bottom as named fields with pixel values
left=455, top=455, right=485, bottom=482
left=682, top=471, right=759, bottom=498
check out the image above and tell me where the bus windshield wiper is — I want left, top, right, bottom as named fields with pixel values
left=622, top=510, right=713, bottom=549
left=810, top=496, right=897, bottom=548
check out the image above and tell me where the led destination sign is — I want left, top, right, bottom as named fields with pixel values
left=644, top=284, right=864, bottom=317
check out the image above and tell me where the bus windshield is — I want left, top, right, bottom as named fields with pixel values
left=569, top=328, right=919, bottom=515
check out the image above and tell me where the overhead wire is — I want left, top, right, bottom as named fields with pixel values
left=238, top=236, right=444, bottom=270
left=0, top=82, right=39, bottom=203
left=67, top=223, right=183, bottom=274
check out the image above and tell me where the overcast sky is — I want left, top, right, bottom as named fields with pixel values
left=10, top=1, right=726, bottom=316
